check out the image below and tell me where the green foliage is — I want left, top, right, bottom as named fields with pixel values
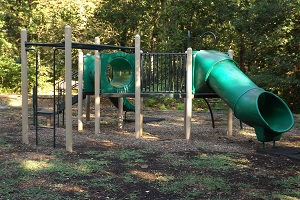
left=0, top=0, right=299, bottom=111
left=0, top=55, right=21, bottom=92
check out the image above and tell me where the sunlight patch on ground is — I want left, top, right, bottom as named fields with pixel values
left=0, top=95, right=23, bottom=107
left=54, top=183, right=86, bottom=193
left=140, top=132, right=160, bottom=140
left=239, top=129, right=256, bottom=137
left=130, top=170, right=157, bottom=181
left=18, top=177, right=48, bottom=188
left=130, top=169, right=174, bottom=182
left=21, top=160, right=51, bottom=171
left=87, top=138, right=117, bottom=147
left=8, top=98, right=22, bottom=107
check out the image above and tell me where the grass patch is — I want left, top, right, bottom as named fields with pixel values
left=117, top=149, right=144, bottom=160
left=159, top=173, right=230, bottom=198
left=76, top=159, right=110, bottom=173
left=274, top=175, right=300, bottom=188
left=0, top=138, right=11, bottom=147
left=88, top=177, right=120, bottom=192
left=0, top=136, right=299, bottom=199
left=274, top=175, right=300, bottom=197
left=171, top=153, right=249, bottom=171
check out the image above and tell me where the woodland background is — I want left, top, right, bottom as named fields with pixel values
left=0, top=0, right=299, bottom=112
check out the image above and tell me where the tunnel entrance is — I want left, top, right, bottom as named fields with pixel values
left=106, top=57, right=133, bottom=88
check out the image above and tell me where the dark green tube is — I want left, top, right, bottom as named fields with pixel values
left=193, top=50, right=294, bottom=142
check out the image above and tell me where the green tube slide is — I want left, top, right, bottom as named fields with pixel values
left=83, top=53, right=135, bottom=112
left=193, top=50, right=294, bottom=142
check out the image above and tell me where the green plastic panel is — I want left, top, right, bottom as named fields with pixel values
left=83, top=52, right=135, bottom=94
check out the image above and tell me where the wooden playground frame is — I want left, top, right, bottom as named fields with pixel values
left=21, top=26, right=234, bottom=152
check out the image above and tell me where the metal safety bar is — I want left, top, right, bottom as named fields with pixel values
left=25, top=41, right=134, bottom=51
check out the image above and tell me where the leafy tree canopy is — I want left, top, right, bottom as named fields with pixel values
left=0, top=0, right=299, bottom=111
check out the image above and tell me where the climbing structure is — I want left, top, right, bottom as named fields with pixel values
left=21, top=26, right=294, bottom=152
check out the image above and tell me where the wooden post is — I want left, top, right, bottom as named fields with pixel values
left=185, top=48, right=193, bottom=140
left=135, top=34, right=142, bottom=138
left=65, top=25, right=73, bottom=152
left=21, top=28, right=29, bottom=144
left=94, top=37, right=101, bottom=134
left=118, top=97, right=123, bottom=129
left=85, top=95, right=91, bottom=124
left=227, top=49, right=234, bottom=136
left=78, top=51, right=83, bottom=131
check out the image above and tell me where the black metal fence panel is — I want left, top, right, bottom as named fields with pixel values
left=141, top=53, right=187, bottom=93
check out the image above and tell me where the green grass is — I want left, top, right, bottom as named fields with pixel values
left=0, top=137, right=11, bottom=147
left=76, top=159, right=110, bottom=173
left=171, top=153, right=249, bottom=171
left=158, top=173, right=231, bottom=198
left=274, top=175, right=300, bottom=188
left=88, top=177, right=120, bottom=192
left=273, top=175, right=300, bottom=197
left=0, top=144, right=299, bottom=199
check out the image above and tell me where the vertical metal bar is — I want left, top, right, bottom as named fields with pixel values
left=56, top=53, right=60, bottom=128
left=35, top=50, right=38, bottom=145
left=149, top=54, right=151, bottom=92
left=161, top=54, right=165, bottom=91
left=183, top=54, right=185, bottom=93
left=174, top=54, right=177, bottom=92
left=147, top=54, right=150, bottom=92
left=177, top=55, right=180, bottom=92
left=169, top=54, right=171, bottom=92
left=173, top=54, right=175, bottom=92
left=78, top=51, right=84, bottom=132
left=164, top=55, right=167, bottom=92
left=53, top=48, right=57, bottom=148
left=184, top=54, right=187, bottom=93
left=161, top=54, right=165, bottom=92
left=179, top=55, right=183, bottom=92
left=156, top=54, right=159, bottom=92
left=152, top=54, right=155, bottom=92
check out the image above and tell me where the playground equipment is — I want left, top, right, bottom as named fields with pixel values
left=193, top=50, right=294, bottom=142
left=21, top=26, right=294, bottom=152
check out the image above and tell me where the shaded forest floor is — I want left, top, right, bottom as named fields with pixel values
left=0, top=94, right=299, bottom=200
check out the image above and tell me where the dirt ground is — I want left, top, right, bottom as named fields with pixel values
left=0, top=94, right=299, bottom=199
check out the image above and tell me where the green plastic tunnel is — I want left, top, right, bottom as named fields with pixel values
left=83, top=52, right=135, bottom=94
left=83, top=52, right=135, bottom=112
left=193, top=50, right=294, bottom=142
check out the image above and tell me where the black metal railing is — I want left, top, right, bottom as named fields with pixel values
left=141, top=53, right=187, bottom=93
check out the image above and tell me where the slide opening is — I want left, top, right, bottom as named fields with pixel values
left=106, top=57, right=133, bottom=88
left=257, top=92, right=294, bottom=132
